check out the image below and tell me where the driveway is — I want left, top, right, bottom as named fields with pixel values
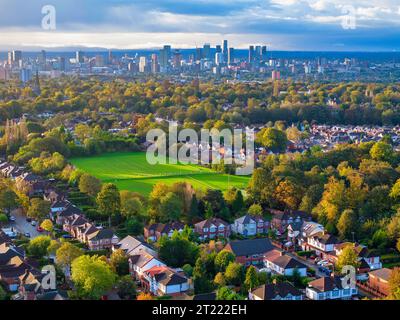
left=8, top=208, right=41, bottom=239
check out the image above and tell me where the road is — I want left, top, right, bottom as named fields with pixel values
left=7, top=208, right=41, bottom=239
left=285, top=250, right=327, bottom=278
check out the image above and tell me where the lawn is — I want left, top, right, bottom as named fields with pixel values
left=71, top=152, right=251, bottom=196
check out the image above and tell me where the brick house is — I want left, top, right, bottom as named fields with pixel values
left=194, top=218, right=230, bottom=240
left=144, top=222, right=185, bottom=242
left=224, top=238, right=274, bottom=267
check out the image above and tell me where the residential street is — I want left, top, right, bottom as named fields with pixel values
left=7, top=208, right=41, bottom=239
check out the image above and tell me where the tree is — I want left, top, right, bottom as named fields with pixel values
left=137, top=292, right=153, bottom=300
left=116, top=275, right=136, bottom=300
left=275, top=179, right=303, bottom=210
left=193, top=257, right=214, bottom=294
left=109, top=249, right=129, bottom=276
left=158, top=235, right=199, bottom=267
left=159, top=192, right=184, bottom=222
left=27, top=198, right=51, bottom=221
left=71, top=255, right=116, bottom=300
left=214, top=272, right=226, bottom=287
left=214, top=250, right=236, bottom=272
left=388, top=267, right=400, bottom=300
left=248, top=204, right=263, bottom=216
left=224, top=262, right=245, bottom=287
left=244, top=266, right=259, bottom=291
left=216, top=286, right=243, bottom=300
left=40, top=219, right=54, bottom=233
left=224, top=188, right=244, bottom=215
left=79, top=174, right=102, bottom=197
left=336, top=244, right=360, bottom=272
left=0, top=213, right=8, bottom=226
left=121, top=196, right=143, bottom=219
left=96, top=183, right=121, bottom=224
left=337, top=209, right=358, bottom=240
left=256, top=127, right=288, bottom=153
left=370, top=141, right=393, bottom=162
left=0, top=187, right=18, bottom=214
left=56, top=242, right=83, bottom=272
left=27, top=235, right=51, bottom=258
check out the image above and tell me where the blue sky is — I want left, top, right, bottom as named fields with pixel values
left=0, top=0, right=399, bottom=51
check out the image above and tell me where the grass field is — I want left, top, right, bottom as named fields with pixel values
left=71, top=152, right=251, bottom=195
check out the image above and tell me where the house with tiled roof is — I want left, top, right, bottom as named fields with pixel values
left=142, top=265, right=191, bottom=296
left=86, top=228, right=119, bottom=251
left=194, top=217, right=231, bottom=240
left=264, top=249, right=307, bottom=277
left=113, top=235, right=157, bottom=257
left=129, top=252, right=166, bottom=282
left=334, top=243, right=382, bottom=272
left=249, top=282, right=303, bottom=300
left=144, top=222, right=186, bottom=242
left=224, top=238, right=274, bottom=266
left=231, top=214, right=269, bottom=237
left=306, top=276, right=358, bottom=300
left=364, top=268, right=392, bottom=298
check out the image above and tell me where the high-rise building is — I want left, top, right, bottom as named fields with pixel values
left=172, top=51, right=182, bottom=69
left=215, top=52, right=224, bottom=65
left=139, top=56, right=147, bottom=73
left=108, top=50, right=113, bottom=64
left=20, top=68, right=32, bottom=82
left=159, top=45, right=171, bottom=69
left=228, top=48, right=234, bottom=65
left=39, top=50, right=46, bottom=64
left=95, top=55, right=105, bottom=67
left=13, top=50, right=22, bottom=63
left=57, top=57, right=66, bottom=71
left=151, top=54, right=159, bottom=73
left=248, top=46, right=255, bottom=63
left=203, top=44, right=211, bottom=59
left=7, top=52, right=13, bottom=66
left=215, top=45, right=222, bottom=53
left=76, top=51, right=84, bottom=63
left=222, top=40, right=228, bottom=62
left=261, top=46, right=267, bottom=60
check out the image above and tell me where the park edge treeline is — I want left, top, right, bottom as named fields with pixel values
left=1, top=77, right=400, bottom=126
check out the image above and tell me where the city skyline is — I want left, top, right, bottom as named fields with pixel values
left=0, top=0, right=400, bottom=51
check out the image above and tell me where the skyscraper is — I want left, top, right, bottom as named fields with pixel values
left=215, top=52, right=224, bottom=65
left=12, top=50, right=22, bottom=63
left=228, top=48, right=234, bottom=65
left=248, top=46, right=255, bottom=63
left=222, top=40, right=228, bottom=63
left=139, top=56, right=147, bottom=73
left=151, top=54, right=159, bottom=73
left=76, top=51, right=84, bottom=63
left=215, top=45, right=222, bottom=53
left=261, top=46, right=267, bottom=60
left=203, top=43, right=211, bottom=59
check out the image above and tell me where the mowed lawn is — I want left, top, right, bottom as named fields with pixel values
left=71, top=152, right=251, bottom=195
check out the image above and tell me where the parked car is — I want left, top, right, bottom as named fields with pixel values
left=26, top=217, right=32, bottom=223
left=37, top=226, right=44, bottom=232
left=9, top=216, right=16, bottom=222
left=317, top=259, right=328, bottom=266
left=31, top=220, right=37, bottom=226
left=62, top=234, right=72, bottom=239
left=24, top=232, right=31, bottom=238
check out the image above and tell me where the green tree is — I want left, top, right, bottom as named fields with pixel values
left=159, top=192, right=184, bottom=222
left=214, top=272, right=226, bottom=287
left=193, top=257, right=214, bottom=294
left=244, top=266, right=259, bottom=291
left=109, top=249, right=129, bottom=276
left=56, top=242, right=83, bottom=272
left=79, top=173, right=102, bottom=197
left=370, top=141, right=393, bottom=162
left=96, top=183, right=121, bottom=225
left=40, top=219, right=54, bottom=233
left=337, top=209, right=358, bottom=240
left=224, top=262, right=245, bottom=287
left=116, top=275, right=137, bottom=300
left=216, top=286, right=243, bottom=300
left=214, top=250, right=236, bottom=272
left=248, top=204, right=263, bottom=216
left=0, top=213, right=8, bottom=226
left=336, top=245, right=360, bottom=272
left=27, top=235, right=51, bottom=258
left=71, top=255, right=116, bottom=300
left=27, top=198, right=51, bottom=221
left=256, top=127, right=288, bottom=153
left=0, top=187, right=18, bottom=214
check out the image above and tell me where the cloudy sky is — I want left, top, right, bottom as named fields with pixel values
left=1, top=0, right=400, bottom=51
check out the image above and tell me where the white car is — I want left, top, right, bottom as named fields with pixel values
left=317, top=260, right=328, bottom=266
left=9, top=216, right=16, bottom=222
left=31, top=220, right=37, bottom=226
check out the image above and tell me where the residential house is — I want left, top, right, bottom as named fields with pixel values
left=113, top=235, right=157, bottom=257
left=306, top=276, right=358, bottom=300
left=55, top=204, right=82, bottom=225
left=142, top=265, right=191, bottom=296
left=144, top=222, right=185, bottom=242
left=249, top=282, right=303, bottom=300
left=194, top=218, right=231, bottom=240
left=231, top=214, right=269, bottom=237
left=334, top=243, right=382, bottom=272
left=264, top=249, right=307, bottom=277
left=365, top=268, right=392, bottom=298
left=129, top=252, right=166, bottom=281
left=269, top=209, right=311, bottom=235
left=86, top=228, right=119, bottom=251
left=224, top=238, right=274, bottom=266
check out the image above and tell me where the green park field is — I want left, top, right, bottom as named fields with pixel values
left=70, top=152, right=250, bottom=195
